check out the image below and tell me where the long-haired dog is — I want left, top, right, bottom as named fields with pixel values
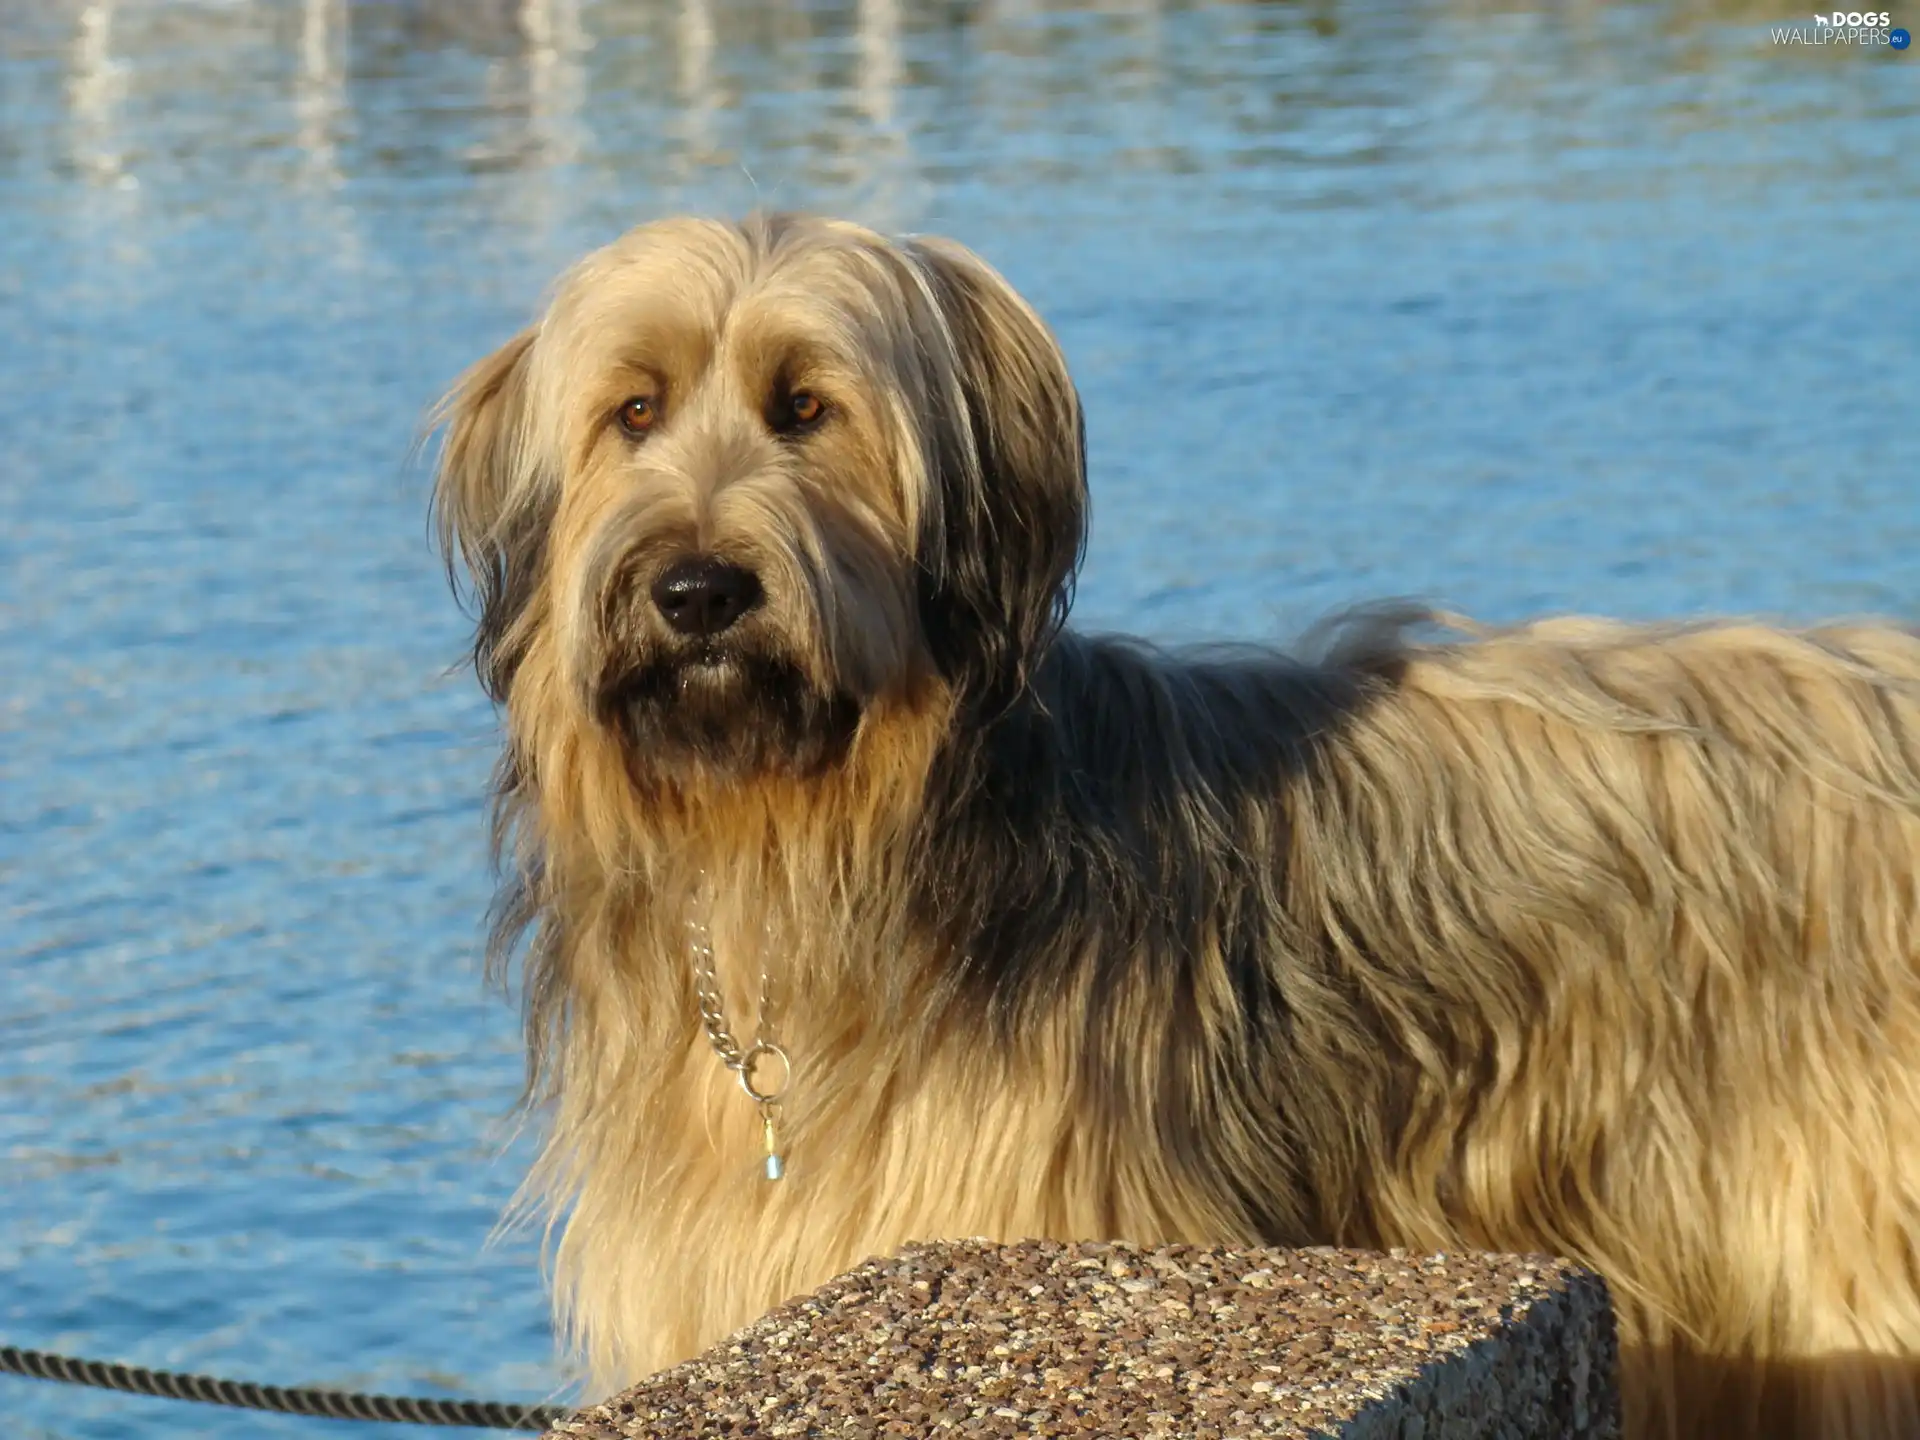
left=429, top=213, right=1920, bottom=1439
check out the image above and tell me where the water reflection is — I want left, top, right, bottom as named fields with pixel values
left=59, top=2, right=153, bottom=345
left=522, top=0, right=590, bottom=171
left=675, top=0, right=721, bottom=181
left=11, top=0, right=1910, bottom=219
left=66, top=2, right=129, bottom=187
left=295, top=0, right=348, bottom=187
left=292, top=0, right=369, bottom=280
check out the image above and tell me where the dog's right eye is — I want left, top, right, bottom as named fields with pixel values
left=616, top=396, right=658, bottom=437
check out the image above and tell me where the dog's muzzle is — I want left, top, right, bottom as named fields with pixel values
left=589, top=554, right=860, bottom=778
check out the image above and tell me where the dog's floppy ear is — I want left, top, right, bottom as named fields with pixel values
left=428, top=327, right=554, bottom=703
left=906, top=237, right=1088, bottom=710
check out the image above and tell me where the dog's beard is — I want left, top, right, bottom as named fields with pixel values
left=594, top=640, right=862, bottom=781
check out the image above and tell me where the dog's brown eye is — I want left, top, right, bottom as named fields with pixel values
left=616, top=396, right=658, bottom=436
left=788, top=392, right=825, bottom=427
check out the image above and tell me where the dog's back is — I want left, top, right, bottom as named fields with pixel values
left=1200, top=614, right=1920, bottom=1439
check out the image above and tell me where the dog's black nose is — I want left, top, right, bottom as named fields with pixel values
left=650, top=557, right=763, bottom=638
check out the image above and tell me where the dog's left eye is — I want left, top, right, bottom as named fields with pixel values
left=781, top=391, right=827, bottom=431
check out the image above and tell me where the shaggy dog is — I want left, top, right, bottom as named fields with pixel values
left=429, top=213, right=1920, bottom=1438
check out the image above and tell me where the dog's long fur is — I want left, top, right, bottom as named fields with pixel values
left=430, top=213, right=1920, bottom=1438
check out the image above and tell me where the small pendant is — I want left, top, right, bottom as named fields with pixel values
left=761, top=1105, right=785, bottom=1182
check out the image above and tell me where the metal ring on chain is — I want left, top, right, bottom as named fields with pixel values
left=736, top=1042, right=791, bottom=1104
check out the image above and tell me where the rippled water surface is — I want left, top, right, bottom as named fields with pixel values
left=1, top=0, right=1915, bottom=1433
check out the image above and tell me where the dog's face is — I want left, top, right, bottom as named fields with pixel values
left=432, top=215, right=1086, bottom=786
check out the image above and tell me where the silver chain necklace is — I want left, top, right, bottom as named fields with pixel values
left=688, top=915, right=791, bottom=1181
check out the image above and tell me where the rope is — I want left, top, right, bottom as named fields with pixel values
left=1, top=1343, right=570, bottom=1431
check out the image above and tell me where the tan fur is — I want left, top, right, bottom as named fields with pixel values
left=429, top=213, right=1920, bottom=1438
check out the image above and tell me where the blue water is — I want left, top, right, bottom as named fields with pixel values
left=1, top=1, right=1915, bottom=1435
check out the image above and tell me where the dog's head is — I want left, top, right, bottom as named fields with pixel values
left=431, top=214, right=1085, bottom=786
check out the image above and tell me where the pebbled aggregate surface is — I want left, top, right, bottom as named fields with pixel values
left=547, top=1240, right=1619, bottom=1439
